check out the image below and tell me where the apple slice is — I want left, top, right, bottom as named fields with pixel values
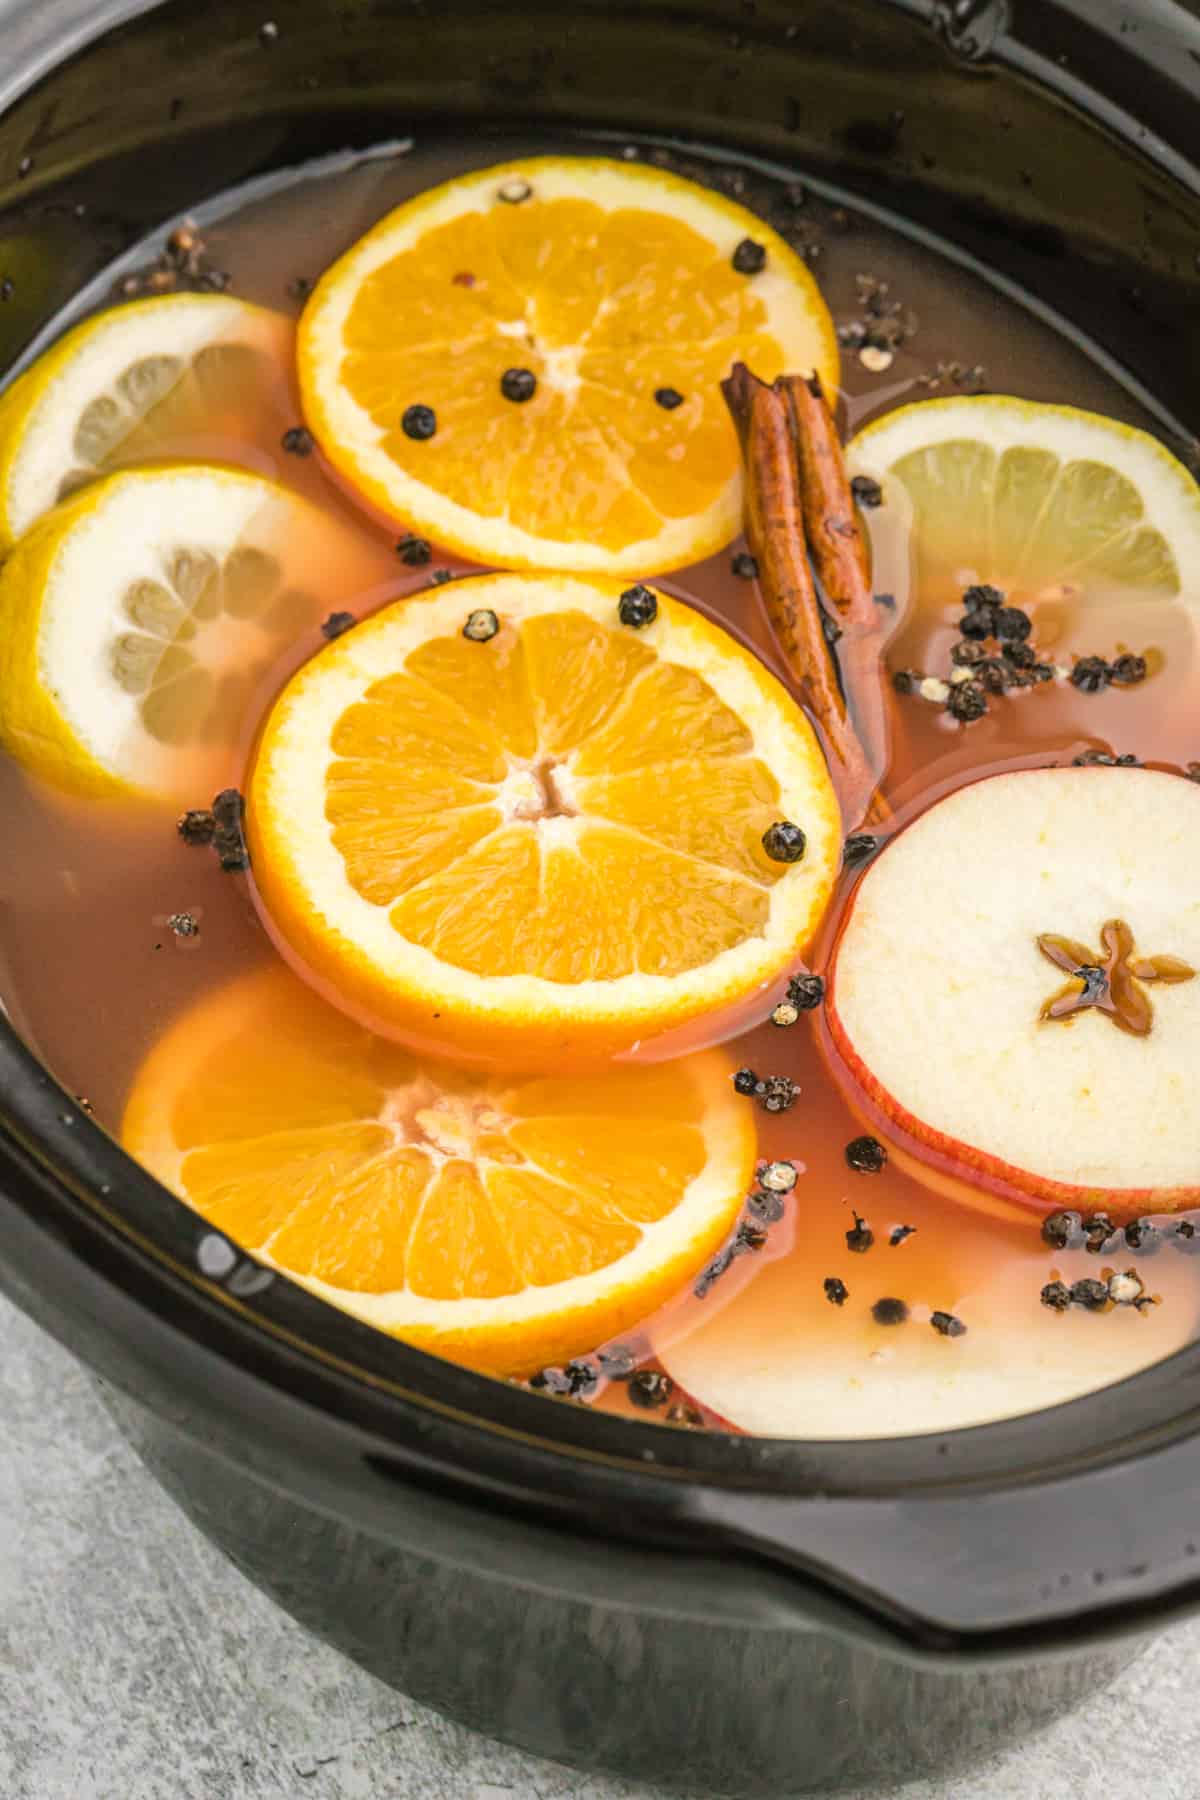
left=661, top=1241, right=1192, bottom=1437
left=827, top=766, right=1200, bottom=1219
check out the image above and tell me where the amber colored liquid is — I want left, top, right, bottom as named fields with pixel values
left=3, top=134, right=1197, bottom=1434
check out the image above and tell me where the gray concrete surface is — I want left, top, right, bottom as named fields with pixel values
left=1, top=1295, right=1197, bottom=1800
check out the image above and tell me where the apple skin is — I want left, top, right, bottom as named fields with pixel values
left=823, top=910, right=1200, bottom=1229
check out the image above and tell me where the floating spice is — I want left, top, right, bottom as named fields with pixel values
left=731, top=237, right=767, bottom=274
left=721, top=363, right=887, bottom=827
left=1070, top=1277, right=1110, bottom=1311
left=598, top=1344, right=637, bottom=1379
left=321, top=611, right=355, bottom=640
left=733, top=1067, right=758, bottom=1095
left=1111, top=653, right=1148, bottom=685
left=824, top=1276, right=849, bottom=1306
left=462, top=608, right=500, bottom=643
left=760, top=1160, right=798, bottom=1193
left=745, top=1188, right=786, bottom=1225
left=177, top=807, right=215, bottom=846
left=401, top=403, right=437, bottom=440
left=281, top=425, right=314, bottom=456
left=843, top=833, right=877, bottom=865
left=846, top=1213, right=874, bottom=1253
left=654, top=386, right=685, bottom=410
left=850, top=474, right=883, bottom=508
left=889, top=1224, right=916, bottom=1247
left=787, top=972, right=825, bottom=1010
left=397, top=533, right=432, bottom=565
left=500, top=367, right=537, bottom=403
left=1042, top=1210, right=1082, bottom=1250
left=618, top=584, right=658, bottom=628
left=1038, top=919, right=1195, bottom=1038
left=762, top=820, right=807, bottom=863
left=628, top=1369, right=674, bottom=1409
left=731, top=551, right=759, bottom=579
left=166, top=911, right=199, bottom=939
left=211, top=787, right=249, bottom=872
left=770, top=999, right=800, bottom=1027
left=846, top=1134, right=887, bottom=1173
left=1107, top=1270, right=1145, bottom=1306
left=1041, top=1279, right=1072, bottom=1312
left=930, top=1311, right=966, bottom=1337
left=1082, top=1212, right=1118, bottom=1255
left=496, top=177, right=533, bottom=204
left=1070, top=656, right=1110, bottom=693
left=1124, top=1219, right=1159, bottom=1252
left=754, top=1074, right=798, bottom=1114
left=872, top=1296, right=909, bottom=1325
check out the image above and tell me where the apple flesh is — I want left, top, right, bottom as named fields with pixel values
left=826, top=766, right=1200, bottom=1222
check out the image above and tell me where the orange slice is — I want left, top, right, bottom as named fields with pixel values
left=122, top=963, right=756, bottom=1375
left=297, top=155, right=838, bottom=575
left=247, top=571, right=841, bottom=1067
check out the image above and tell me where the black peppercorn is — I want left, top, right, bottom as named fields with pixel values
left=500, top=367, right=537, bottom=403
left=746, top=1188, right=786, bottom=1225
left=890, top=1224, right=916, bottom=1247
left=694, top=1247, right=734, bottom=1298
left=1041, top=1280, right=1072, bottom=1312
left=429, top=568, right=453, bottom=585
left=892, top=669, right=923, bottom=695
left=177, top=808, right=215, bottom=845
left=947, top=681, right=988, bottom=722
left=962, top=583, right=1005, bottom=611
left=321, top=611, right=355, bottom=640
left=1074, top=748, right=1117, bottom=766
left=1082, top=1212, right=1116, bottom=1254
left=993, top=606, right=1032, bottom=642
left=843, top=833, right=878, bottom=865
left=930, top=1310, right=967, bottom=1338
left=755, top=1074, right=798, bottom=1114
left=731, top=237, right=767, bottom=274
left=872, top=1296, right=909, bottom=1326
left=762, top=820, right=807, bottom=863
left=958, top=609, right=994, bottom=641
left=821, top=612, right=843, bottom=646
left=1124, top=1218, right=1159, bottom=1253
left=530, top=1365, right=572, bottom=1394
left=1071, top=656, right=1110, bottom=693
left=733, top=1067, right=758, bottom=1095
left=731, top=551, right=759, bottom=579
left=1110, top=653, right=1148, bottom=685
left=951, top=640, right=987, bottom=667
left=618, top=584, right=658, bottom=628
left=846, top=1135, right=887, bottom=1174
left=977, top=659, right=1010, bottom=694
left=1042, top=1210, right=1082, bottom=1250
left=786, top=972, right=825, bottom=1010
left=401, top=403, right=437, bottom=440
left=397, top=534, right=432, bottom=565
left=1003, top=640, right=1037, bottom=669
left=734, top=1219, right=768, bottom=1254
left=874, top=591, right=896, bottom=610
left=564, top=1359, right=599, bottom=1398
left=1070, top=1277, right=1110, bottom=1311
left=281, top=425, right=314, bottom=456
left=654, top=385, right=685, bottom=410
left=846, top=1213, right=874, bottom=1253
left=628, top=1369, right=674, bottom=1408
left=824, top=1276, right=849, bottom=1306
left=463, top=609, right=500, bottom=643
left=850, top=474, right=883, bottom=508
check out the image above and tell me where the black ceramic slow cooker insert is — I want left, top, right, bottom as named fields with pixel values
left=1, top=1, right=1199, bottom=1792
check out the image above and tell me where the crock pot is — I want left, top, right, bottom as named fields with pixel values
left=1, top=1, right=1199, bottom=1792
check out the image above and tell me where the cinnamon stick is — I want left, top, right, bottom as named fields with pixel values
left=783, top=371, right=895, bottom=798
left=722, top=362, right=882, bottom=822
left=781, top=373, right=874, bottom=632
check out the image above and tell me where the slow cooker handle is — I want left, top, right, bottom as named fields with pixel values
left=686, top=1436, right=1200, bottom=1650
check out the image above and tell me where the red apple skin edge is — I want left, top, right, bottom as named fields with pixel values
left=821, top=919, right=1200, bottom=1231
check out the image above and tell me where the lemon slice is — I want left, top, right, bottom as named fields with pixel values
left=298, top=155, right=839, bottom=576
left=0, top=464, right=391, bottom=803
left=248, top=571, right=841, bottom=1067
left=847, top=395, right=1200, bottom=614
left=122, top=963, right=756, bottom=1375
left=0, top=293, right=293, bottom=549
